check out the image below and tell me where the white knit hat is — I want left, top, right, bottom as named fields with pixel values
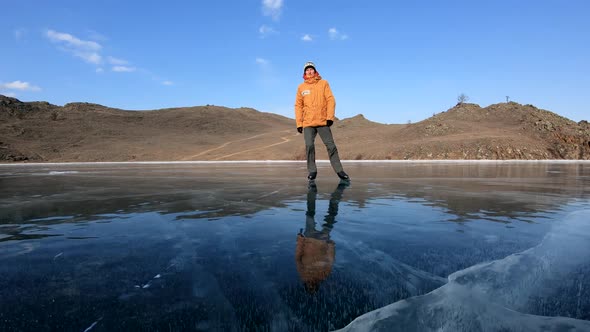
left=303, top=61, right=316, bottom=72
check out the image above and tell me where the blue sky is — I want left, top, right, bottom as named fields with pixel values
left=1, top=0, right=589, bottom=124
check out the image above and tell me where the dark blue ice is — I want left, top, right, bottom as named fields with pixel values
left=1, top=161, right=589, bottom=331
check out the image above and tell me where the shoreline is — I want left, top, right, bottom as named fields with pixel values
left=2, top=159, right=590, bottom=166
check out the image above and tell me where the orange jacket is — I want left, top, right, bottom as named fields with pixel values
left=295, top=234, right=335, bottom=291
left=294, top=74, right=336, bottom=128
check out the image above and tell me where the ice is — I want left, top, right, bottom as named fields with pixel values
left=338, top=240, right=446, bottom=296
left=1, top=160, right=589, bottom=166
left=82, top=317, right=102, bottom=332
left=1, top=161, right=589, bottom=331
left=336, top=210, right=590, bottom=331
left=47, top=171, right=79, bottom=175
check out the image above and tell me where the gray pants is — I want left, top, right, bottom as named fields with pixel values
left=304, top=126, right=344, bottom=174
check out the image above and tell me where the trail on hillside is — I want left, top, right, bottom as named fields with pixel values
left=213, top=130, right=298, bottom=160
left=183, top=130, right=298, bottom=161
left=182, top=133, right=271, bottom=160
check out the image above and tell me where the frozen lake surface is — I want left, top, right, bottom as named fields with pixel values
left=1, top=161, right=589, bottom=331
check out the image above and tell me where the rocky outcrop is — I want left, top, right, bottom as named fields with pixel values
left=403, top=102, right=590, bottom=160
left=1, top=95, right=59, bottom=119
left=0, top=142, right=42, bottom=162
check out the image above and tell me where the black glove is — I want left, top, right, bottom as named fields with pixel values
left=327, top=120, right=333, bottom=127
left=297, top=127, right=303, bottom=133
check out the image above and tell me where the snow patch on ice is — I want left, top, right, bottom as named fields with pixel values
left=336, top=210, right=590, bottom=331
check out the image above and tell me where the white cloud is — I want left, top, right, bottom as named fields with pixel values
left=112, top=66, right=136, bottom=72
left=262, top=0, right=283, bottom=21
left=107, top=56, right=128, bottom=65
left=256, top=58, right=269, bottom=65
left=259, top=25, right=278, bottom=38
left=328, top=27, right=349, bottom=40
left=44, top=29, right=168, bottom=84
left=0, top=80, right=41, bottom=91
left=45, top=29, right=104, bottom=64
left=74, top=51, right=102, bottom=64
left=14, top=28, right=26, bottom=40
left=3, top=92, right=17, bottom=97
left=302, top=34, right=313, bottom=42
left=46, top=29, right=102, bottom=51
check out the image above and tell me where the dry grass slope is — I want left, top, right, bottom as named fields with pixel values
left=1, top=95, right=589, bottom=162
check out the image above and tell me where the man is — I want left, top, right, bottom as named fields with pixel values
left=294, top=61, right=350, bottom=181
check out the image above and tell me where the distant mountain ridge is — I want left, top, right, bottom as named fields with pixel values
left=1, top=95, right=589, bottom=162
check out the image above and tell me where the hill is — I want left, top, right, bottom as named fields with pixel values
left=1, top=95, right=589, bottom=162
left=392, top=102, right=590, bottom=159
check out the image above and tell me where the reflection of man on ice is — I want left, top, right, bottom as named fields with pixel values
left=295, top=183, right=348, bottom=293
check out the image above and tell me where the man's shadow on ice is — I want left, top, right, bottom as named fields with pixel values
left=295, top=182, right=348, bottom=294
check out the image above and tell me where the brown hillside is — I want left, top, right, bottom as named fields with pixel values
left=1, top=95, right=589, bottom=162
left=0, top=95, right=294, bottom=162
left=387, top=102, right=590, bottom=160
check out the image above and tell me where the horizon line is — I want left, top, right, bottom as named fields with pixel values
left=2, top=159, right=590, bottom=167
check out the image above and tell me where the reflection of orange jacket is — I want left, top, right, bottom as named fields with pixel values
left=294, top=74, right=336, bottom=128
left=295, top=234, right=335, bottom=292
